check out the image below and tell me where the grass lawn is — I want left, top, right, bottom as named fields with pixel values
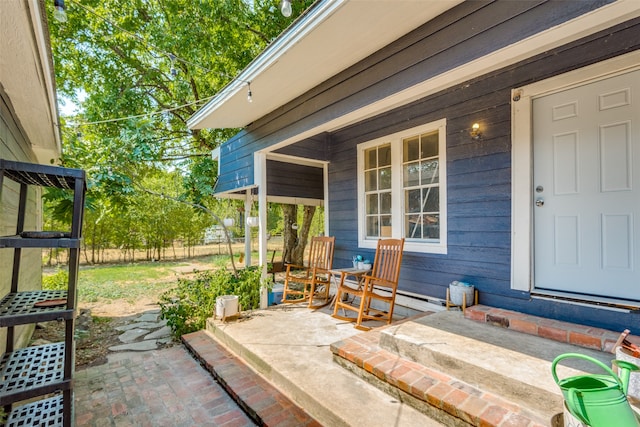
left=65, top=255, right=233, bottom=303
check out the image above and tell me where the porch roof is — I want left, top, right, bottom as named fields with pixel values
left=187, top=0, right=639, bottom=139
left=186, top=0, right=462, bottom=130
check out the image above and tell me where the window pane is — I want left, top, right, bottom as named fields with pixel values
left=406, top=189, right=421, bottom=213
left=404, top=162, right=420, bottom=187
left=424, top=214, right=440, bottom=239
left=423, top=187, right=439, bottom=212
left=378, top=144, right=391, bottom=167
left=404, top=136, right=419, bottom=162
left=365, top=148, right=377, bottom=170
left=379, top=167, right=391, bottom=190
left=365, top=170, right=377, bottom=191
left=366, top=216, right=379, bottom=237
left=380, top=216, right=392, bottom=237
left=366, top=194, right=378, bottom=214
left=421, top=160, right=439, bottom=185
left=421, top=131, right=439, bottom=158
left=405, top=214, right=421, bottom=239
left=380, top=192, right=392, bottom=214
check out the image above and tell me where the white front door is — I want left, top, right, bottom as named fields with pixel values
left=533, top=69, right=640, bottom=301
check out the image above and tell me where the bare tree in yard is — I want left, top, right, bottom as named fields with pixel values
left=282, top=204, right=316, bottom=266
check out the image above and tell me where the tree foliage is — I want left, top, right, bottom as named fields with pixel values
left=46, top=0, right=316, bottom=260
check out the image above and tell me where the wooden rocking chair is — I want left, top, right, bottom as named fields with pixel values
left=281, top=236, right=335, bottom=308
left=332, top=238, right=404, bottom=330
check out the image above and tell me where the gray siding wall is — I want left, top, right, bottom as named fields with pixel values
left=1, top=90, right=43, bottom=352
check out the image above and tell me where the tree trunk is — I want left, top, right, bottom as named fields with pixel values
left=282, top=204, right=316, bottom=266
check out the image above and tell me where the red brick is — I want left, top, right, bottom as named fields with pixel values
left=509, top=318, right=538, bottom=335
left=425, top=382, right=454, bottom=408
left=397, top=369, right=424, bottom=394
left=479, top=405, right=509, bottom=427
left=386, top=363, right=412, bottom=385
left=442, top=388, right=469, bottom=417
left=538, top=325, right=568, bottom=343
left=409, top=376, right=436, bottom=400
left=363, top=354, right=387, bottom=373
left=458, top=394, right=489, bottom=424
left=111, top=401, right=127, bottom=417
left=569, top=331, right=602, bottom=350
left=372, top=358, right=398, bottom=380
left=465, top=307, right=488, bottom=322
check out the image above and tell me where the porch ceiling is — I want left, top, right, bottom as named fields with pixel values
left=187, top=0, right=462, bottom=130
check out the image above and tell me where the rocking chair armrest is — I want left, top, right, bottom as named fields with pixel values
left=362, top=275, right=396, bottom=290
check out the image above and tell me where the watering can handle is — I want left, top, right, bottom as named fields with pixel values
left=551, top=352, right=625, bottom=390
left=566, top=388, right=591, bottom=425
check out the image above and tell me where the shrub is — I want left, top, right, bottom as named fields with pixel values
left=42, top=268, right=69, bottom=290
left=159, top=266, right=271, bottom=338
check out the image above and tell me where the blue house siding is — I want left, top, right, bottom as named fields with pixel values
left=214, top=1, right=614, bottom=196
left=326, top=18, right=640, bottom=331
left=210, top=2, right=640, bottom=330
left=266, top=160, right=323, bottom=200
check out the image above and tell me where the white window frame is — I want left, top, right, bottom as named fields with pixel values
left=357, top=119, right=448, bottom=254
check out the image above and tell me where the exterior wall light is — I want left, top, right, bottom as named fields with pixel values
left=470, top=123, right=482, bottom=141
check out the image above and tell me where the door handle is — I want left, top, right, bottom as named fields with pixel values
left=535, top=198, right=544, bottom=207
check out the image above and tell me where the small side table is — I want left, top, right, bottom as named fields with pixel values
left=329, top=267, right=370, bottom=307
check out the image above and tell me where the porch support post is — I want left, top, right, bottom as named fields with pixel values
left=256, top=152, right=268, bottom=309
left=244, top=190, right=251, bottom=268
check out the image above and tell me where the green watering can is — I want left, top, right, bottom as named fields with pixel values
left=552, top=353, right=640, bottom=427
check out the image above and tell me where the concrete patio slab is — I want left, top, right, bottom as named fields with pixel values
left=206, top=304, right=447, bottom=426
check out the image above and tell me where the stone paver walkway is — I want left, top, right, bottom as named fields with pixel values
left=75, top=345, right=257, bottom=427
left=109, top=309, right=172, bottom=352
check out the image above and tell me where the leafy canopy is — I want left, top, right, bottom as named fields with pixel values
left=50, top=0, right=314, bottom=202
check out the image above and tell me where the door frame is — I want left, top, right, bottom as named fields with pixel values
left=511, top=50, right=640, bottom=294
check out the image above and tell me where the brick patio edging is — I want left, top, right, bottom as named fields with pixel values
left=464, top=305, right=639, bottom=352
left=182, top=330, right=321, bottom=427
left=330, top=328, right=547, bottom=427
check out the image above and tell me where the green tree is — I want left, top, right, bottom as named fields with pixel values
left=48, top=0, right=316, bottom=264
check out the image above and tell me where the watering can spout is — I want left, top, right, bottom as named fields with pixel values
left=613, top=359, right=640, bottom=395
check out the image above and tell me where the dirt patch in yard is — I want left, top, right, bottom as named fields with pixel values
left=31, top=259, right=219, bottom=369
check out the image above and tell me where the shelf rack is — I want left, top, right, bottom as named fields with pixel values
left=0, top=159, right=86, bottom=427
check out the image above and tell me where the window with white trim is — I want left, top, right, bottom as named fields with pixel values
left=357, top=119, right=447, bottom=254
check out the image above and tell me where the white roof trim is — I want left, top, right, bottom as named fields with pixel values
left=187, top=0, right=347, bottom=129
left=255, top=0, right=640, bottom=154
left=188, top=0, right=463, bottom=130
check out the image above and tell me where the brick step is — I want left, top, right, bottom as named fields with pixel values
left=183, top=330, right=321, bottom=427
left=464, top=305, right=640, bottom=352
left=331, top=310, right=615, bottom=427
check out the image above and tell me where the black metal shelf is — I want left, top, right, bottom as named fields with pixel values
left=5, top=394, right=65, bottom=427
left=0, top=159, right=85, bottom=190
left=0, top=236, right=81, bottom=249
left=0, top=343, right=71, bottom=405
left=0, top=291, right=72, bottom=327
left=1, top=160, right=85, bottom=427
